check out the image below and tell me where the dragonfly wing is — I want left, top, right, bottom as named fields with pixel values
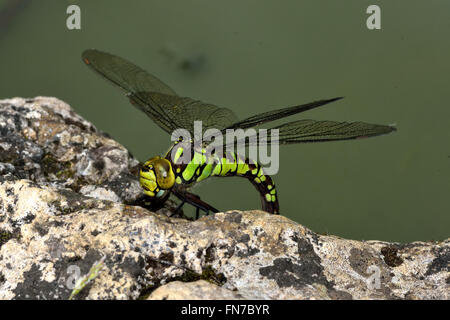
left=224, top=119, right=396, bottom=147
left=82, top=49, right=180, bottom=134
left=82, top=49, right=239, bottom=137
left=272, top=119, right=396, bottom=144
left=225, top=97, right=343, bottom=130
left=140, top=92, right=239, bottom=138
left=82, top=49, right=176, bottom=96
left=82, top=50, right=395, bottom=147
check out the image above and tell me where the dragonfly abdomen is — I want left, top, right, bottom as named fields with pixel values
left=209, top=151, right=279, bottom=214
left=168, top=143, right=279, bottom=214
left=245, top=166, right=280, bottom=215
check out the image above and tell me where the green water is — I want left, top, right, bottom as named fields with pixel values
left=0, top=0, right=449, bottom=242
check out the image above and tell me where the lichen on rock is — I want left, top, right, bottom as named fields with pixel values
left=0, top=97, right=448, bottom=300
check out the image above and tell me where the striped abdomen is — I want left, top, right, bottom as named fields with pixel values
left=167, top=142, right=279, bottom=214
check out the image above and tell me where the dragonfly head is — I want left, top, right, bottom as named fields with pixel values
left=140, top=156, right=175, bottom=198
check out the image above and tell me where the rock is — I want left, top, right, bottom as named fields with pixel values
left=0, top=96, right=142, bottom=204
left=0, top=97, right=448, bottom=300
left=148, top=280, right=243, bottom=300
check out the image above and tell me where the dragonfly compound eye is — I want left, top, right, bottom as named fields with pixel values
left=154, top=158, right=175, bottom=189
left=140, top=157, right=175, bottom=194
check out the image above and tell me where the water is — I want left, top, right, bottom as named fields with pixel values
left=0, top=0, right=449, bottom=242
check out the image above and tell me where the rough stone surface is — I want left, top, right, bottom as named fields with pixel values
left=148, top=280, right=244, bottom=300
left=0, top=96, right=142, bottom=204
left=0, top=97, right=448, bottom=300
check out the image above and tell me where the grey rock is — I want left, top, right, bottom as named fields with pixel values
left=0, top=96, right=141, bottom=203
left=0, top=97, right=448, bottom=300
left=148, top=280, right=244, bottom=300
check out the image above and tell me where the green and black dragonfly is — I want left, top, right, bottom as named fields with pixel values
left=82, top=49, right=396, bottom=217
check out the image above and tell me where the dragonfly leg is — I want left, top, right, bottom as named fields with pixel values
left=189, top=193, right=213, bottom=217
left=170, top=198, right=186, bottom=217
left=196, top=207, right=200, bottom=220
left=172, top=188, right=219, bottom=219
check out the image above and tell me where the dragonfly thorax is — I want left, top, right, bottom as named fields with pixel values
left=140, top=156, right=175, bottom=198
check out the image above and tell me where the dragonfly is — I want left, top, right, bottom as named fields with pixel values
left=82, top=49, right=396, bottom=218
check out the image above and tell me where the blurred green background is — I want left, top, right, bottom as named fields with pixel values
left=0, top=0, right=449, bottom=242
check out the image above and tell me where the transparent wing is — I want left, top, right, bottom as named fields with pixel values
left=273, top=119, right=396, bottom=144
left=82, top=49, right=176, bottom=96
left=82, top=49, right=238, bottom=136
left=135, top=92, right=239, bottom=138
left=224, top=119, right=396, bottom=147
left=225, top=97, right=343, bottom=130
left=82, top=49, right=396, bottom=147
left=83, top=49, right=181, bottom=134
